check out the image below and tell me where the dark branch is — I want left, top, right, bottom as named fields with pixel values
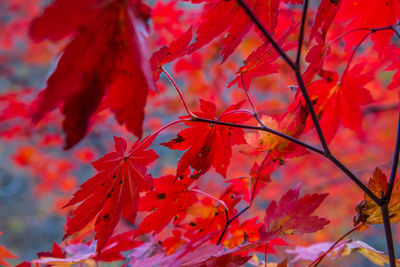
left=296, top=0, right=309, bottom=66
left=381, top=205, right=396, bottom=267
left=385, top=108, right=400, bottom=203
left=237, top=0, right=296, bottom=70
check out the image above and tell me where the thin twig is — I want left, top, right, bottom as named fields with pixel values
left=327, top=22, right=400, bottom=46
left=237, top=0, right=296, bottom=70
left=309, top=224, right=362, bottom=267
left=161, top=66, right=194, bottom=117
left=240, top=74, right=266, bottom=127
left=191, top=189, right=229, bottom=211
left=216, top=152, right=270, bottom=244
left=127, top=119, right=188, bottom=157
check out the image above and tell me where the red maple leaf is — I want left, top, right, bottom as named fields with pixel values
left=229, top=25, right=297, bottom=90
left=63, top=136, right=158, bottom=253
left=186, top=0, right=280, bottom=63
left=308, top=64, right=374, bottom=142
left=245, top=96, right=309, bottom=160
left=150, top=27, right=193, bottom=81
left=264, top=184, right=329, bottom=235
left=30, top=0, right=155, bottom=148
left=309, top=0, right=341, bottom=43
left=136, top=173, right=198, bottom=236
left=162, top=99, right=252, bottom=178
left=337, top=0, right=400, bottom=53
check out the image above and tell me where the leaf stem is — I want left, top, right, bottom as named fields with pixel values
left=240, top=74, right=266, bottom=128
left=128, top=119, right=189, bottom=157
left=190, top=189, right=229, bottom=211
left=309, top=224, right=362, bottom=267
left=161, top=66, right=194, bottom=118
left=328, top=22, right=400, bottom=46
left=216, top=151, right=270, bottom=244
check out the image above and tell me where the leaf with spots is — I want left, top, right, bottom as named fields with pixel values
left=162, top=99, right=252, bottom=178
left=136, top=173, right=198, bottom=236
left=63, top=136, right=158, bottom=253
left=354, top=168, right=400, bottom=230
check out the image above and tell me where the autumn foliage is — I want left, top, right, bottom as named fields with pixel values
left=2, top=0, right=400, bottom=266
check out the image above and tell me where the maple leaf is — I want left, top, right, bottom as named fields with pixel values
left=337, top=0, right=400, bottom=52
left=185, top=0, right=280, bottom=63
left=354, top=168, right=400, bottom=229
left=136, top=173, right=198, bottom=236
left=245, top=96, right=309, bottom=160
left=0, top=233, right=18, bottom=267
left=150, top=27, right=193, bottom=81
left=63, top=136, right=158, bottom=253
left=162, top=99, right=252, bottom=178
left=228, top=25, right=297, bottom=90
left=309, top=0, right=341, bottom=44
left=183, top=185, right=242, bottom=243
left=303, top=0, right=341, bottom=83
left=264, top=184, right=329, bottom=235
left=308, top=64, right=374, bottom=143
left=30, top=0, right=155, bottom=148
left=227, top=160, right=280, bottom=202
left=223, top=217, right=264, bottom=249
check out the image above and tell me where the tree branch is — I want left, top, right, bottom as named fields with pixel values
left=385, top=109, right=400, bottom=203
left=381, top=205, right=396, bottom=267
left=237, top=0, right=296, bottom=70
left=296, top=0, right=309, bottom=66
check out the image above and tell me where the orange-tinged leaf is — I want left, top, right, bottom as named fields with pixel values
left=245, top=97, right=309, bottom=160
left=63, top=136, right=158, bottom=253
left=354, top=168, right=400, bottom=229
